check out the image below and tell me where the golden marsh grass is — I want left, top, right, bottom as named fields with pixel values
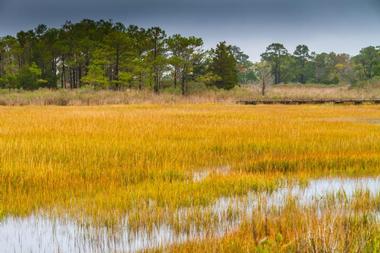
left=1, top=104, right=380, bottom=251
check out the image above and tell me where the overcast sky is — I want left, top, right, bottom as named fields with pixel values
left=0, top=0, right=379, bottom=61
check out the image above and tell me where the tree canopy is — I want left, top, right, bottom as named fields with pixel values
left=0, top=20, right=379, bottom=93
left=209, top=42, right=238, bottom=90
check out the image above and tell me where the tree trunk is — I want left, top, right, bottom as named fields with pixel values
left=139, top=73, right=143, bottom=90
left=275, top=62, right=280, bottom=84
left=69, top=68, right=73, bottom=89
left=261, top=79, right=266, bottom=96
left=181, top=70, right=186, bottom=96
left=78, top=66, right=82, bottom=88
left=154, top=72, right=160, bottom=93
left=153, top=39, right=160, bottom=93
left=300, top=61, right=305, bottom=84
left=72, top=68, right=76, bottom=88
left=84, top=51, right=90, bottom=76
left=115, top=46, right=120, bottom=84
left=153, top=71, right=159, bottom=93
left=61, top=56, right=65, bottom=88
left=51, top=57, right=56, bottom=87
left=174, top=69, right=177, bottom=88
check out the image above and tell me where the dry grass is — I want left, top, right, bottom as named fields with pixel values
left=249, top=83, right=380, bottom=99
left=1, top=83, right=380, bottom=106
left=0, top=88, right=246, bottom=105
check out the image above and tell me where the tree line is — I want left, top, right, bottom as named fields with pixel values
left=0, top=19, right=379, bottom=94
left=260, top=43, right=380, bottom=85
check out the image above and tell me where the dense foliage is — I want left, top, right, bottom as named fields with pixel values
left=260, top=43, right=380, bottom=85
left=0, top=20, right=237, bottom=93
left=0, top=20, right=379, bottom=93
left=209, top=42, right=238, bottom=90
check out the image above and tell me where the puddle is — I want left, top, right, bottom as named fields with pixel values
left=0, top=215, right=205, bottom=253
left=192, top=166, right=230, bottom=182
left=1, top=176, right=380, bottom=252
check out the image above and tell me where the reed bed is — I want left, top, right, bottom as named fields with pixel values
left=1, top=84, right=380, bottom=106
left=1, top=104, right=380, bottom=251
left=168, top=192, right=380, bottom=253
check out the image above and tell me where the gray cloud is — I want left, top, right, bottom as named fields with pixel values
left=0, top=0, right=379, bottom=60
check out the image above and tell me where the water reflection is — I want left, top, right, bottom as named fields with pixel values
left=1, top=176, right=380, bottom=253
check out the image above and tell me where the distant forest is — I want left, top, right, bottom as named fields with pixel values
left=0, top=19, right=379, bottom=94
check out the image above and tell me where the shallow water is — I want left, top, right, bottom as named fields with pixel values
left=192, top=165, right=230, bottom=182
left=1, top=176, right=380, bottom=253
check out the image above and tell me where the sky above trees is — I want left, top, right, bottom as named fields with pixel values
left=0, top=0, right=379, bottom=60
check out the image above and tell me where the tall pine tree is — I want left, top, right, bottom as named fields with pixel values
left=210, top=42, right=238, bottom=90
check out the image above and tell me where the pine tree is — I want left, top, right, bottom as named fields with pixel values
left=210, top=42, right=238, bottom=90
left=261, top=43, right=288, bottom=84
